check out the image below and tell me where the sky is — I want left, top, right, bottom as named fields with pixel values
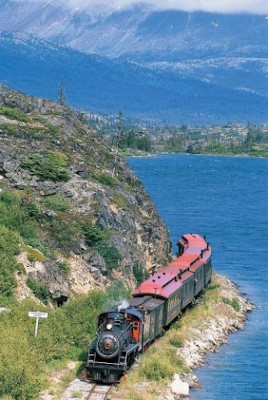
left=64, top=0, right=268, bottom=15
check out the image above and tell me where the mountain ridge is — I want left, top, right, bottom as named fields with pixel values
left=0, top=1, right=267, bottom=124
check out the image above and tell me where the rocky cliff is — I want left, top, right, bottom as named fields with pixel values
left=0, top=85, right=171, bottom=305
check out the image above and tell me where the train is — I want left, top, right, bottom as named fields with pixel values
left=86, top=233, right=212, bottom=383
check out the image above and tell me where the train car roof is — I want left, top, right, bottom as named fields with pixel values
left=140, top=297, right=165, bottom=311
left=169, top=252, right=199, bottom=268
left=179, top=233, right=208, bottom=249
left=133, top=264, right=193, bottom=299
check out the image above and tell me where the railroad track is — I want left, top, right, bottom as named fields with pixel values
left=87, top=383, right=112, bottom=400
left=60, top=378, right=113, bottom=400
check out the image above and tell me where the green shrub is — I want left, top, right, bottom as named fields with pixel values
left=133, top=263, right=149, bottom=285
left=21, top=151, right=70, bottom=182
left=0, top=225, right=21, bottom=297
left=0, top=255, right=18, bottom=297
left=222, top=297, right=240, bottom=312
left=111, top=195, right=126, bottom=208
left=81, top=223, right=108, bottom=247
left=57, top=261, right=70, bottom=275
left=104, top=280, right=131, bottom=304
left=94, top=241, right=122, bottom=271
left=206, top=282, right=220, bottom=291
left=43, top=194, right=70, bottom=212
left=80, top=223, right=122, bottom=271
left=0, top=225, right=21, bottom=255
left=0, top=327, right=44, bottom=399
left=48, top=219, right=80, bottom=249
left=92, top=171, right=118, bottom=186
left=23, top=200, right=42, bottom=219
left=0, top=191, right=48, bottom=297
left=0, top=123, right=21, bottom=136
left=27, top=278, right=50, bottom=304
left=139, top=347, right=179, bottom=381
left=44, top=122, right=62, bottom=136
left=0, top=194, right=40, bottom=242
left=0, top=106, right=29, bottom=122
left=169, top=336, right=183, bottom=348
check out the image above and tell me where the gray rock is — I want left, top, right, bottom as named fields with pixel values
left=42, top=209, right=58, bottom=218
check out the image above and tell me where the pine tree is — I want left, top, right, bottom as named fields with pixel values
left=57, top=78, right=66, bottom=105
left=244, top=128, right=254, bottom=152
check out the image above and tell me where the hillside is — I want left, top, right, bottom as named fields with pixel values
left=0, top=85, right=171, bottom=305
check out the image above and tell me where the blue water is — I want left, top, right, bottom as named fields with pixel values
left=127, top=154, right=268, bottom=400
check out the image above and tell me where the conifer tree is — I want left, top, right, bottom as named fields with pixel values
left=57, top=78, right=66, bottom=105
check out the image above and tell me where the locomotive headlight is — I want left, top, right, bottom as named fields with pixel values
left=96, top=333, right=120, bottom=358
left=106, top=323, right=113, bottom=330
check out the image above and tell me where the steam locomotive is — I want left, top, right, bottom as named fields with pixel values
left=86, top=233, right=212, bottom=383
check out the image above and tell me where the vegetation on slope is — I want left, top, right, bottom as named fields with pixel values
left=0, top=282, right=130, bottom=400
left=0, top=87, right=171, bottom=304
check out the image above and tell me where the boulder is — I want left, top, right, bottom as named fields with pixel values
left=169, top=374, right=189, bottom=397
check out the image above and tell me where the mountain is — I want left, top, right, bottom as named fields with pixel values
left=1, top=31, right=268, bottom=125
left=0, top=1, right=267, bottom=124
left=1, top=1, right=267, bottom=61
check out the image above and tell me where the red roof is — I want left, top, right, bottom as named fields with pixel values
left=133, top=264, right=193, bottom=299
left=179, top=233, right=208, bottom=249
left=133, top=233, right=211, bottom=300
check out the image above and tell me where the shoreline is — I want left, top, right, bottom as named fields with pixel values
left=125, top=151, right=267, bottom=159
left=112, top=273, right=254, bottom=400
left=167, top=274, right=254, bottom=399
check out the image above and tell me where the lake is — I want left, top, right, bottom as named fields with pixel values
left=127, top=154, right=268, bottom=400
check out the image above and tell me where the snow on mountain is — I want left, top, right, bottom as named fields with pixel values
left=0, top=0, right=267, bottom=123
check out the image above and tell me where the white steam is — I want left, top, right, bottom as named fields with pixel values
left=118, top=299, right=129, bottom=312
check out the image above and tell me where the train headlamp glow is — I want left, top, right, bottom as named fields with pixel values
left=106, top=323, right=113, bottom=330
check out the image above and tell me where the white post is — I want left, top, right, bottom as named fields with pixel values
left=35, top=316, right=39, bottom=338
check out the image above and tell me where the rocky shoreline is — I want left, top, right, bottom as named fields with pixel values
left=167, top=274, right=254, bottom=399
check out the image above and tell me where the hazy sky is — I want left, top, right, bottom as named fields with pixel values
left=63, top=0, right=268, bottom=15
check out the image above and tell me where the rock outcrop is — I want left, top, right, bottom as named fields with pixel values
left=0, top=85, right=172, bottom=304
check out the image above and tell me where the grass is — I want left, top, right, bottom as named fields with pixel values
left=91, top=171, right=119, bottom=186
left=21, top=244, right=46, bottom=263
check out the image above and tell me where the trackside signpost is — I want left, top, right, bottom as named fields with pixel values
left=28, top=311, right=48, bottom=337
